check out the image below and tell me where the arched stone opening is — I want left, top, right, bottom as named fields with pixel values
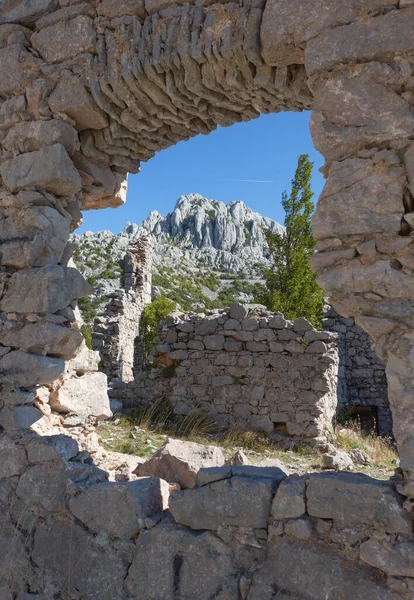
left=0, top=0, right=413, bottom=597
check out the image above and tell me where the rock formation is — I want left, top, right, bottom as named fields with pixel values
left=0, top=0, right=413, bottom=598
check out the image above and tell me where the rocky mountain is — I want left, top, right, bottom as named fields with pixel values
left=72, top=193, right=284, bottom=317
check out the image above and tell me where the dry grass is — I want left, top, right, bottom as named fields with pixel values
left=98, top=400, right=398, bottom=480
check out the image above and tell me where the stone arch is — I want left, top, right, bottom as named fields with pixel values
left=0, top=0, right=414, bottom=596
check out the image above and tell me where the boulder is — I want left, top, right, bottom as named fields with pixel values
left=323, top=450, right=353, bottom=471
left=135, top=438, right=225, bottom=489
left=229, top=302, right=248, bottom=321
left=69, top=478, right=170, bottom=538
left=348, top=448, right=371, bottom=465
left=0, top=265, right=93, bottom=314
left=50, top=372, right=111, bottom=420
left=306, top=472, right=412, bottom=533
left=0, top=144, right=81, bottom=195
left=0, top=350, right=65, bottom=387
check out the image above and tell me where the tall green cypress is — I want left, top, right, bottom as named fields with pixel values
left=255, top=154, right=324, bottom=328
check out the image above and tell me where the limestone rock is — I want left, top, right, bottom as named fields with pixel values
left=272, top=475, right=306, bottom=520
left=26, top=435, right=78, bottom=463
left=3, top=119, right=79, bottom=154
left=50, top=372, right=111, bottom=420
left=348, top=449, right=371, bottom=465
left=0, top=265, right=93, bottom=314
left=68, top=342, right=100, bottom=373
left=0, top=350, right=65, bottom=386
left=135, top=438, right=225, bottom=489
left=306, top=472, right=412, bottom=533
left=0, top=0, right=59, bottom=25
left=0, top=144, right=81, bottom=195
left=33, top=520, right=127, bottom=600
left=322, top=450, right=353, bottom=471
left=0, top=436, right=27, bottom=479
left=125, top=522, right=239, bottom=599
left=69, top=478, right=170, bottom=538
left=97, top=0, right=145, bottom=19
left=31, top=15, right=96, bottom=63
left=284, top=517, right=312, bottom=540
left=0, top=205, right=71, bottom=268
left=1, top=322, right=84, bottom=359
left=0, top=406, right=43, bottom=432
left=248, top=536, right=401, bottom=600
left=360, top=539, right=414, bottom=577
left=170, top=468, right=286, bottom=530
left=48, top=73, right=109, bottom=130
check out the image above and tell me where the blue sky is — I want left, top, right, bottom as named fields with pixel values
left=78, top=111, right=325, bottom=234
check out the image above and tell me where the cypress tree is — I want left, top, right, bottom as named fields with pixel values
left=255, top=154, right=324, bottom=328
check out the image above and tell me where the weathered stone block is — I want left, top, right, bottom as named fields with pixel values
left=0, top=405, right=43, bottom=431
left=0, top=350, right=65, bottom=386
left=0, top=0, right=58, bottom=25
left=0, top=44, right=40, bottom=94
left=249, top=537, right=401, bottom=600
left=48, top=73, right=109, bottom=130
left=0, top=205, right=71, bottom=268
left=1, top=322, right=83, bottom=359
left=33, top=520, right=127, bottom=600
left=170, top=471, right=284, bottom=530
left=312, top=158, right=405, bottom=239
left=125, top=523, right=239, bottom=599
left=3, top=119, right=79, bottom=154
left=0, top=265, right=93, bottom=314
left=32, top=15, right=96, bottom=63
left=261, top=0, right=394, bottom=67
left=135, top=438, right=225, bottom=489
left=50, top=371, right=111, bottom=419
left=69, top=478, right=170, bottom=538
left=360, top=539, right=414, bottom=577
left=98, top=0, right=145, bottom=19
left=0, top=436, right=27, bottom=479
left=145, top=0, right=187, bottom=14
left=272, top=475, right=306, bottom=520
left=0, top=144, right=81, bottom=195
left=204, top=335, right=225, bottom=350
left=306, top=473, right=412, bottom=533
left=306, top=7, right=414, bottom=75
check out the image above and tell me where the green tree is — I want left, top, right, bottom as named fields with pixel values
left=142, top=296, right=177, bottom=360
left=255, top=154, right=324, bottom=328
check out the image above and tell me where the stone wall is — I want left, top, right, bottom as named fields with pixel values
left=120, top=304, right=339, bottom=440
left=323, top=307, right=392, bottom=435
left=0, top=0, right=413, bottom=597
left=92, top=237, right=152, bottom=385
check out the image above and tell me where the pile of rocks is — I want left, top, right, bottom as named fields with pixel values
left=121, top=303, right=339, bottom=441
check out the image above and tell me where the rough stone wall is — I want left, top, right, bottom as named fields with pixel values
left=92, top=237, right=152, bottom=383
left=121, top=305, right=339, bottom=440
left=0, top=0, right=413, bottom=597
left=323, top=307, right=392, bottom=435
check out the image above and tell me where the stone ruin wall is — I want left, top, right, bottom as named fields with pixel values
left=0, top=0, right=413, bottom=598
left=121, top=305, right=339, bottom=441
left=99, top=249, right=391, bottom=436
left=323, top=306, right=392, bottom=435
left=92, top=237, right=152, bottom=386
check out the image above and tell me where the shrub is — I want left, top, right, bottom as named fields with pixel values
left=142, top=296, right=176, bottom=359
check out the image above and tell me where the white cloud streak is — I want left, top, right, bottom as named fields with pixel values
left=222, top=178, right=274, bottom=184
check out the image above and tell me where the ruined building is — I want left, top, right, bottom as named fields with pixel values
left=0, top=1, right=413, bottom=598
